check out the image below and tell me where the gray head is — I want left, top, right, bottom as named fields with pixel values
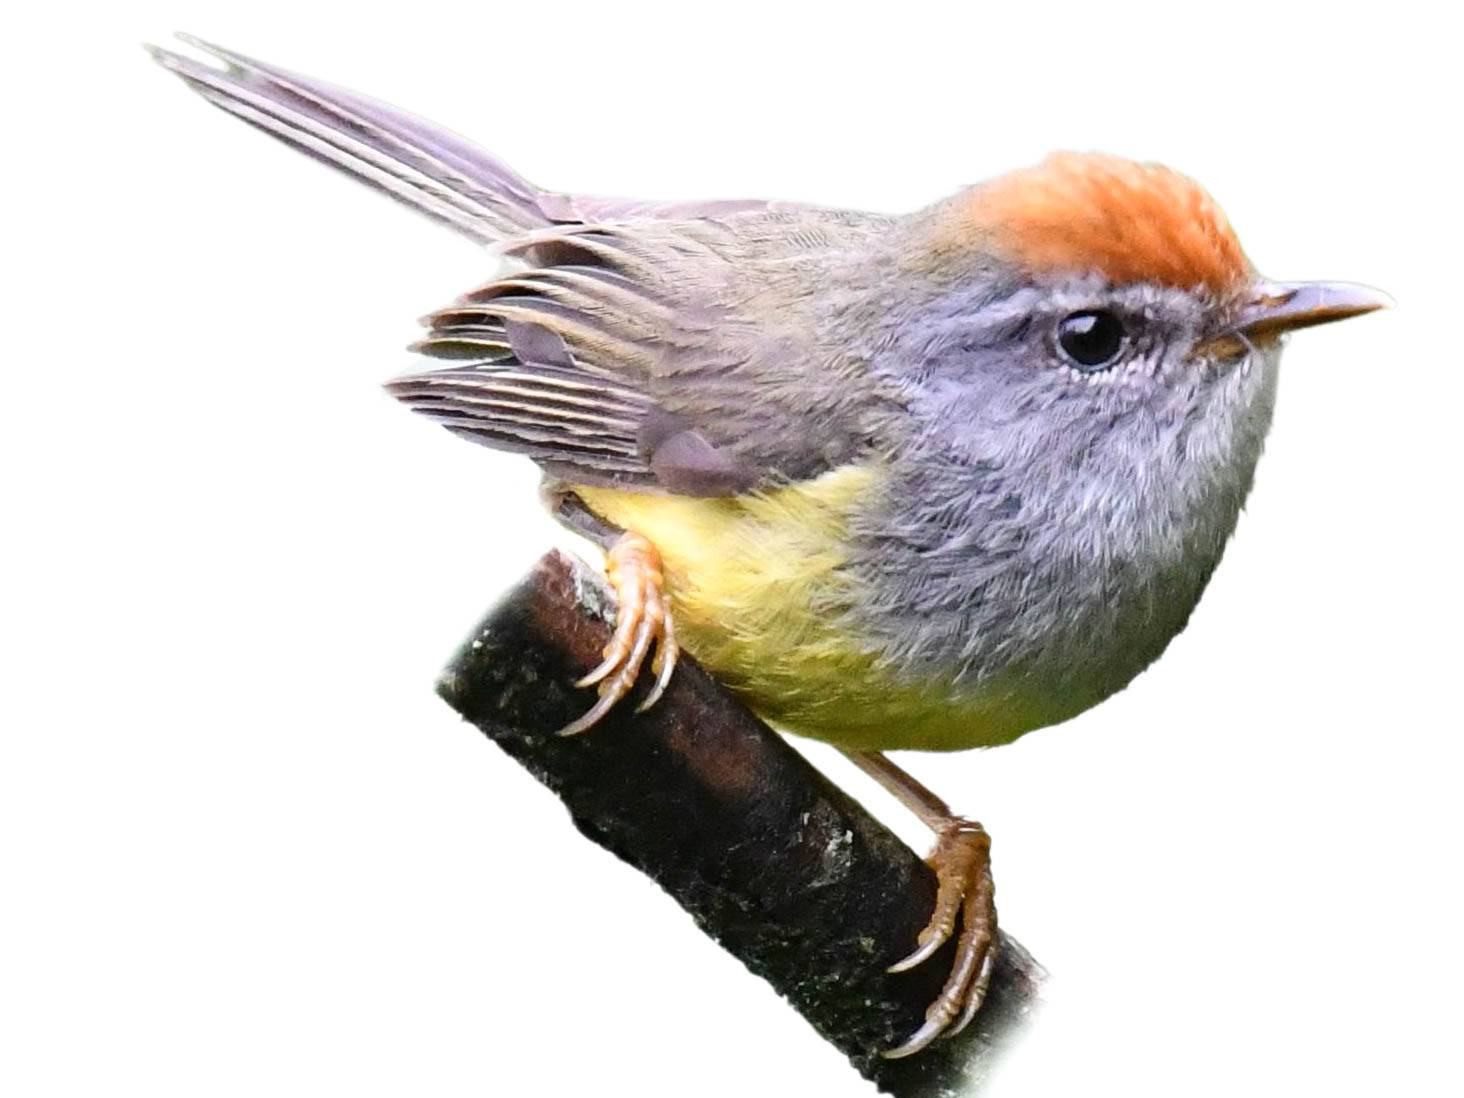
left=866, top=152, right=1387, bottom=472
left=842, top=153, right=1387, bottom=726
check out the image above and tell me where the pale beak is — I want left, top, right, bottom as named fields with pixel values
left=1233, top=280, right=1393, bottom=339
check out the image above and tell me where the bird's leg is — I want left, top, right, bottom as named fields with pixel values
left=558, top=529, right=680, bottom=736
left=842, top=750, right=998, bottom=1059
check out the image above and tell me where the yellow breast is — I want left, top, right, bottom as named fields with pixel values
left=573, top=464, right=1053, bottom=751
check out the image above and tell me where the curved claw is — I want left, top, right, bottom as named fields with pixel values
left=557, top=531, right=680, bottom=736
left=575, top=650, right=623, bottom=690
left=943, top=942, right=997, bottom=1041
left=888, top=932, right=947, bottom=974
left=635, top=615, right=678, bottom=713
left=882, top=1015, right=951, bottom=1061
left=620, top=608, right=659, bottom=689
left=575, top=562, right=648, bottom=689
left=882, top=820, right=997, bottom=1058
left=558, top=687, right=623, bottom=737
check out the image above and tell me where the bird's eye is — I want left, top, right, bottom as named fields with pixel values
left=1056, top=310, right=1127, bottom=371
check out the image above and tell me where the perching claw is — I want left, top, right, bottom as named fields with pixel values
left=840, top=750, right=1000, bottom=1059
left=881, top=820, right=998, bottom=1058
left=559, top=531, right=679, bottom=736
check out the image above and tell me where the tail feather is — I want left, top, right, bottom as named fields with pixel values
left=149, top=35, right=778, bottom=245
left=148, top=34, right=551, bottom=244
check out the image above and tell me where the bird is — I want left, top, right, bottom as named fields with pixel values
left=149, top=34, right=1389, bottom=1059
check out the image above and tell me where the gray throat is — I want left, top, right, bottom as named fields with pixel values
left=847, top=343, right=1283, bottom=727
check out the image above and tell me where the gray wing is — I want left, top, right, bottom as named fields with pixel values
left=388, top=211, right=901, bottom=494
left=151, top=35, right=902, bottom=495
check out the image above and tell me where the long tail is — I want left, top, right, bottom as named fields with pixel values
left=148, top=35, right=773, bottom=247
left=147, top=34, right=554, bottom=245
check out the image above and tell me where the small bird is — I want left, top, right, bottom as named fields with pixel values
left=151, top=35, right=1389, bottom=1058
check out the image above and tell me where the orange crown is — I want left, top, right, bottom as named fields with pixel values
left=946, top=153, right=1252, bottom=295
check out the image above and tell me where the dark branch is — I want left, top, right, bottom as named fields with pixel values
left=437, top=551, right=1044, bottom=1095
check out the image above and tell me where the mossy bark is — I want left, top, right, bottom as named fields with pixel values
left=437, top=550, right=1043, bottom=1095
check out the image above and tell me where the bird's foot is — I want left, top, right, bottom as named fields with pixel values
left=559, top=531, right=679, bottom=735
left=884, top=818, right=998, bottom=1059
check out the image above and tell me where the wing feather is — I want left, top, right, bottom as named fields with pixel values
left=150, top=37, right=899, bottom=495
left=386, top=212, right=896, bottom=494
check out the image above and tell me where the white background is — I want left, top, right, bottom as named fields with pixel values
left=4, top=4, right=1460, bottom=1096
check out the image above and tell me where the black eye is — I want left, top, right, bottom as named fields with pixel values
left=1057, top=310, right=1127, bottom=370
